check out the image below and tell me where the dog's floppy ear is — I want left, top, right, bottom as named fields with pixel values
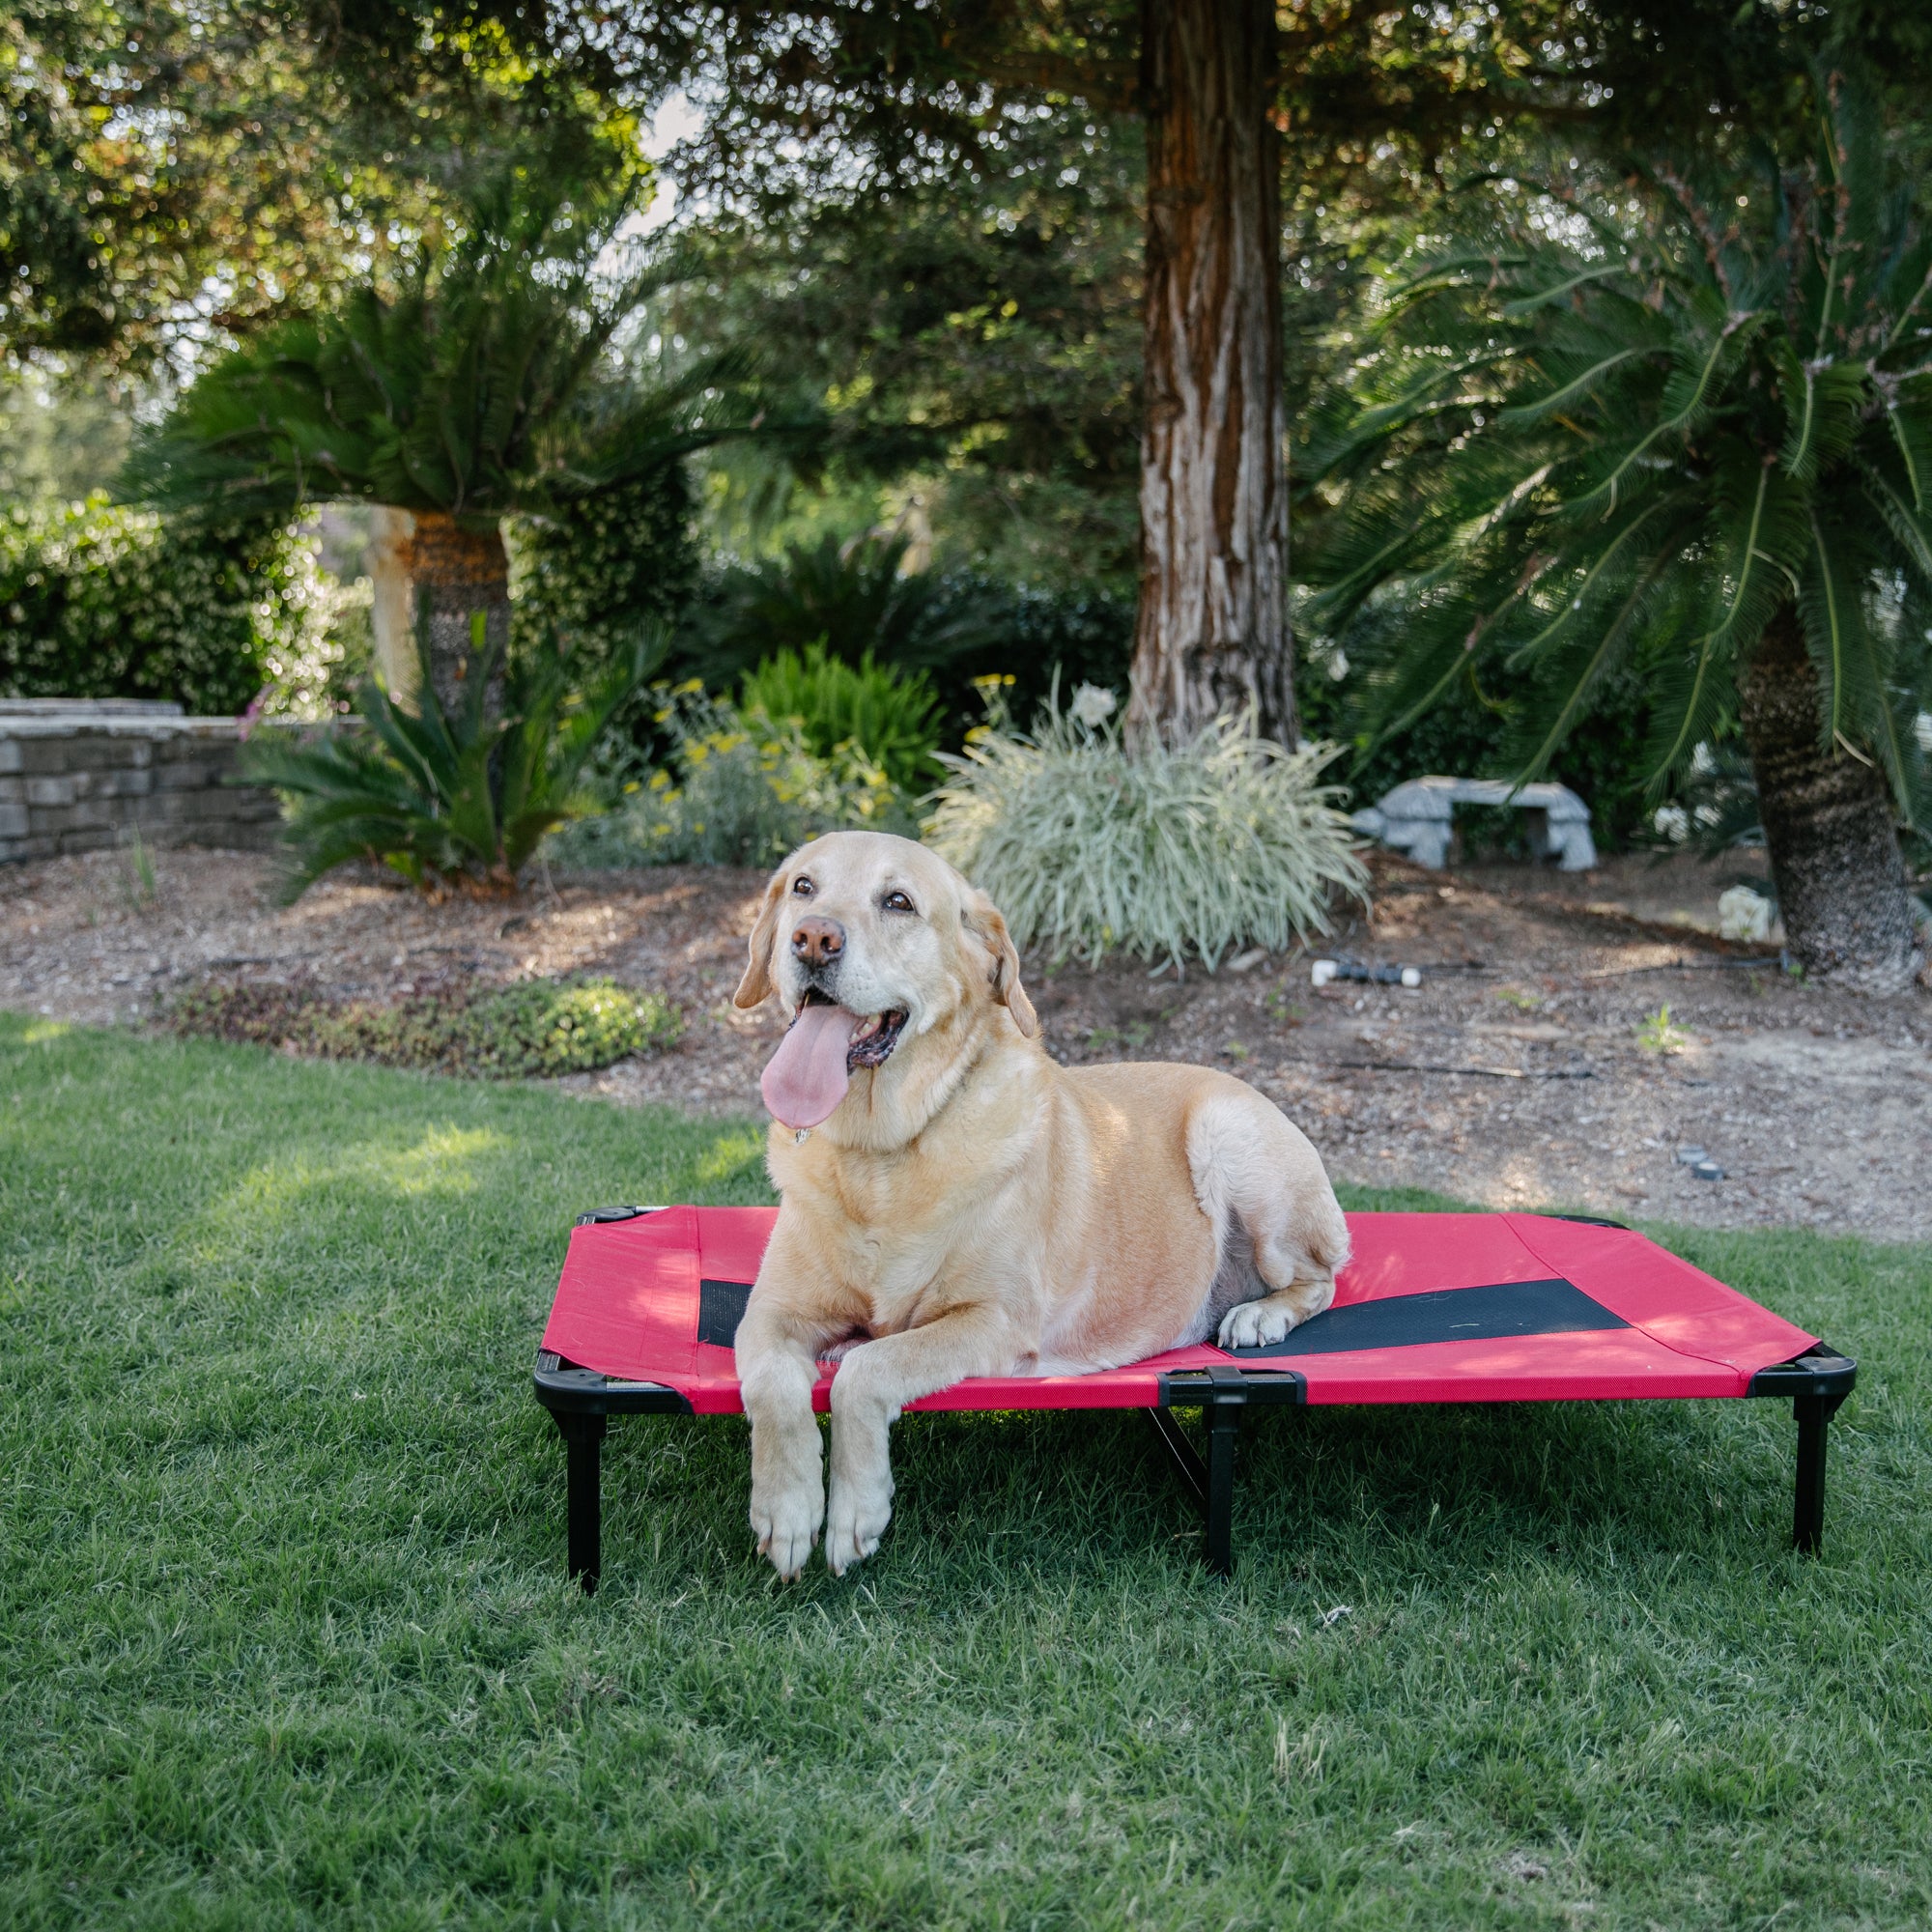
left=962, top=890, right=1038, bottom=1037
left=733, top=867, right=789, bottom=1009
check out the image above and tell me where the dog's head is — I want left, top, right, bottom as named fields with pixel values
left=734, top=832, right=1037, bottom=1134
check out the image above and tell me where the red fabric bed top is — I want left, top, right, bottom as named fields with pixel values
left=539, top=1208, right=1816, bottom=1416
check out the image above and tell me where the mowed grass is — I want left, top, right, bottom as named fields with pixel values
left=2, top=1013, right=1929, bottom=1930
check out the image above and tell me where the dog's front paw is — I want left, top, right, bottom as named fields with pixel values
left=750, top=1476, right=824, bottom=1580
left=1219, top=1297, right=1293, bottom=1350
left=823, top=1472, right=894, bottom=1577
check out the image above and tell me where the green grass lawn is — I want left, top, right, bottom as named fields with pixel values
left=3, top=1011, right=1929, bottom=1930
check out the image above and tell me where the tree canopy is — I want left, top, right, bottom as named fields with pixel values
left=1, top=0, right=639, bottom=367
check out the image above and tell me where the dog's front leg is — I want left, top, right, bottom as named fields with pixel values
left=825, top=1303, right=1014, bottom=1576
left=737, top=1294, right=840, bottom=1580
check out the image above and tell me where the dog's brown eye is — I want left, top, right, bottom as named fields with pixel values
left=882, top=891, right=915, bottom=914
left=791, top=877, right=814, bottom=898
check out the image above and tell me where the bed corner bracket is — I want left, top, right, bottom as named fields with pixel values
left=1151, top=1365, right=1304, bottom=1581
left=532, top=1350, right=693, bottom=1591
left=1747, top=1348, right=1857, bottom=1555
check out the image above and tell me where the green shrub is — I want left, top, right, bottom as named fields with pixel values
left=241, top=621, right=659, bottom=899
left=678, top=531, right=993, bottom=690
left=548, top=682, right=915, bottom=870
left=673, top=535, right=1133, bottom=749
left=508, top=467, right=697, bottom=666
left=924, top=686, right=1369, bottom=970
left=0, top=496, right=327, bottom=715
left=908, top=574, right=1133, bottom=746
left=739, top=641, right=942, bottom=791
left=505, top=467, right=704, bottom=794
left=249, top=576, right=375, bottom=723
left=170, top=974, right=681, bottom=1077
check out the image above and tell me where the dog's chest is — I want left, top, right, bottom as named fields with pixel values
left=836, top=1235, right=965, bottom=1335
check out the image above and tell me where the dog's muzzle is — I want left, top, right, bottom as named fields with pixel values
left=797, top=986, right=909, bottom=1070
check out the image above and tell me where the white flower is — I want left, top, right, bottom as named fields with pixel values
left=1069, top=683, right=1118, bottom=727
left=1718, top=885, right=1774, bottom=943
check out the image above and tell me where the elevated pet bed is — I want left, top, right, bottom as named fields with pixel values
left=533, top=1207, right=1855, bottom=1589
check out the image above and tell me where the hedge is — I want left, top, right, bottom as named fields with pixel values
left=0, top=496, right=327, bottom=716
left=509, top=466, right=697, bottom=668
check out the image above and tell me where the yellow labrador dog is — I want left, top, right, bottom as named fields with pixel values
left=732, top=830, right=1348, bottom=1577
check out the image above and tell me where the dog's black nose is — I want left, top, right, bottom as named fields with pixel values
left=791, top=915, right=845, bottom=969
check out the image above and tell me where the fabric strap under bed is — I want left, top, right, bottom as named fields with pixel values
left=539, top=1208, right=1818, bottom=1416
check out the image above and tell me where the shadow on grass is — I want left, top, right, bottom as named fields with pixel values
left=579, top=1377, right=1803, bottom=1611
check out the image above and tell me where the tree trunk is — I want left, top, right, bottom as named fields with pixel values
left=1125, top=0, right=1293, bottom=748
left=1739, top=606, right=1922, bottom=992
left=366, top=506, right=511, bottom=719
left=368, top=507, right=420, bottom=705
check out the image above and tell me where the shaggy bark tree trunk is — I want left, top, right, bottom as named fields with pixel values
left=1125, top=0, right=1293, bottom=749
left=1739, top=605, right=1922, bottom=991
left=366, top=506, right=511, bottom=718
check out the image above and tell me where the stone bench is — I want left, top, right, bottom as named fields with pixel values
left=0, top=699, right=279, bottom=864
left=1350, top=776, right=1597, bottom=871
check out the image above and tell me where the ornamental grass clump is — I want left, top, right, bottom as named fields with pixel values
left=924, top=685, right=1368, bottom=969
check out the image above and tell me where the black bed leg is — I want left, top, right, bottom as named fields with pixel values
left=1792, top=1392, right=1845, bottom=1554
left=1205, top=1396, right=1240, bottom=1579
left=554, top=1412, right=607, bottom=1591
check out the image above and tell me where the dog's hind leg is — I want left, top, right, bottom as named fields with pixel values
left=1187, top=1087, right=1350, bottom=1351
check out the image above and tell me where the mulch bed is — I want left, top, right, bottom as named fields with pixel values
left=2, top=843, right=1927, bottom=1238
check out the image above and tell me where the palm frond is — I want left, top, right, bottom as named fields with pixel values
left=1883, top=375, right=1932, bottom=509
left=1799, top=509, right=1912, bottom=801
left=1500, top=492, right=1689, bottom=669
left=1859, top=459, right=1932, bottom=579
left=1300, top=70, right=1932, bottom=825
left=1574, top=311, right=1768, bottom=517
left=1776, top=347, right=1869, bottom=484
left=126, top=174, right=762, bottom=525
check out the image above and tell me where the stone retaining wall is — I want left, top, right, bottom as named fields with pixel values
left=0, top=699, right=279, bottom=864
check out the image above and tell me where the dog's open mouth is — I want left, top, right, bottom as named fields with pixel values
left=763, top=989, right=909, bottom=1131
left=799, top=987, right=908, bottom=1070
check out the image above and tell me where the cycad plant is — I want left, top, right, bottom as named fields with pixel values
left=687, top=532, right=995, bottom=690
left=128, top=174, right=745, bottom=714
left=241, top=618, right=663, bottom=899
left=1306, top=72, right=1930, bottom=989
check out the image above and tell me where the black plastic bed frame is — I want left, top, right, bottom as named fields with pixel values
left=533, top=1215, right=1857, bottom=1593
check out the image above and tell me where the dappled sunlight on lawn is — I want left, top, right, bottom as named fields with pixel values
left=17, top=1020, right=73, bottom=1044
left=208, top=1123, right=514, bottom=1228
left=0, top=1017, right=1925, bottom=1928
left=695, top=1125, right=766, bottom=1187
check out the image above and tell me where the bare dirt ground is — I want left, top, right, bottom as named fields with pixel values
left=3, top=843, right=1927, bottom=1241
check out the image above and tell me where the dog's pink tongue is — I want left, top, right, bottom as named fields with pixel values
left=761, top=1002, right=854, bottom=1130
